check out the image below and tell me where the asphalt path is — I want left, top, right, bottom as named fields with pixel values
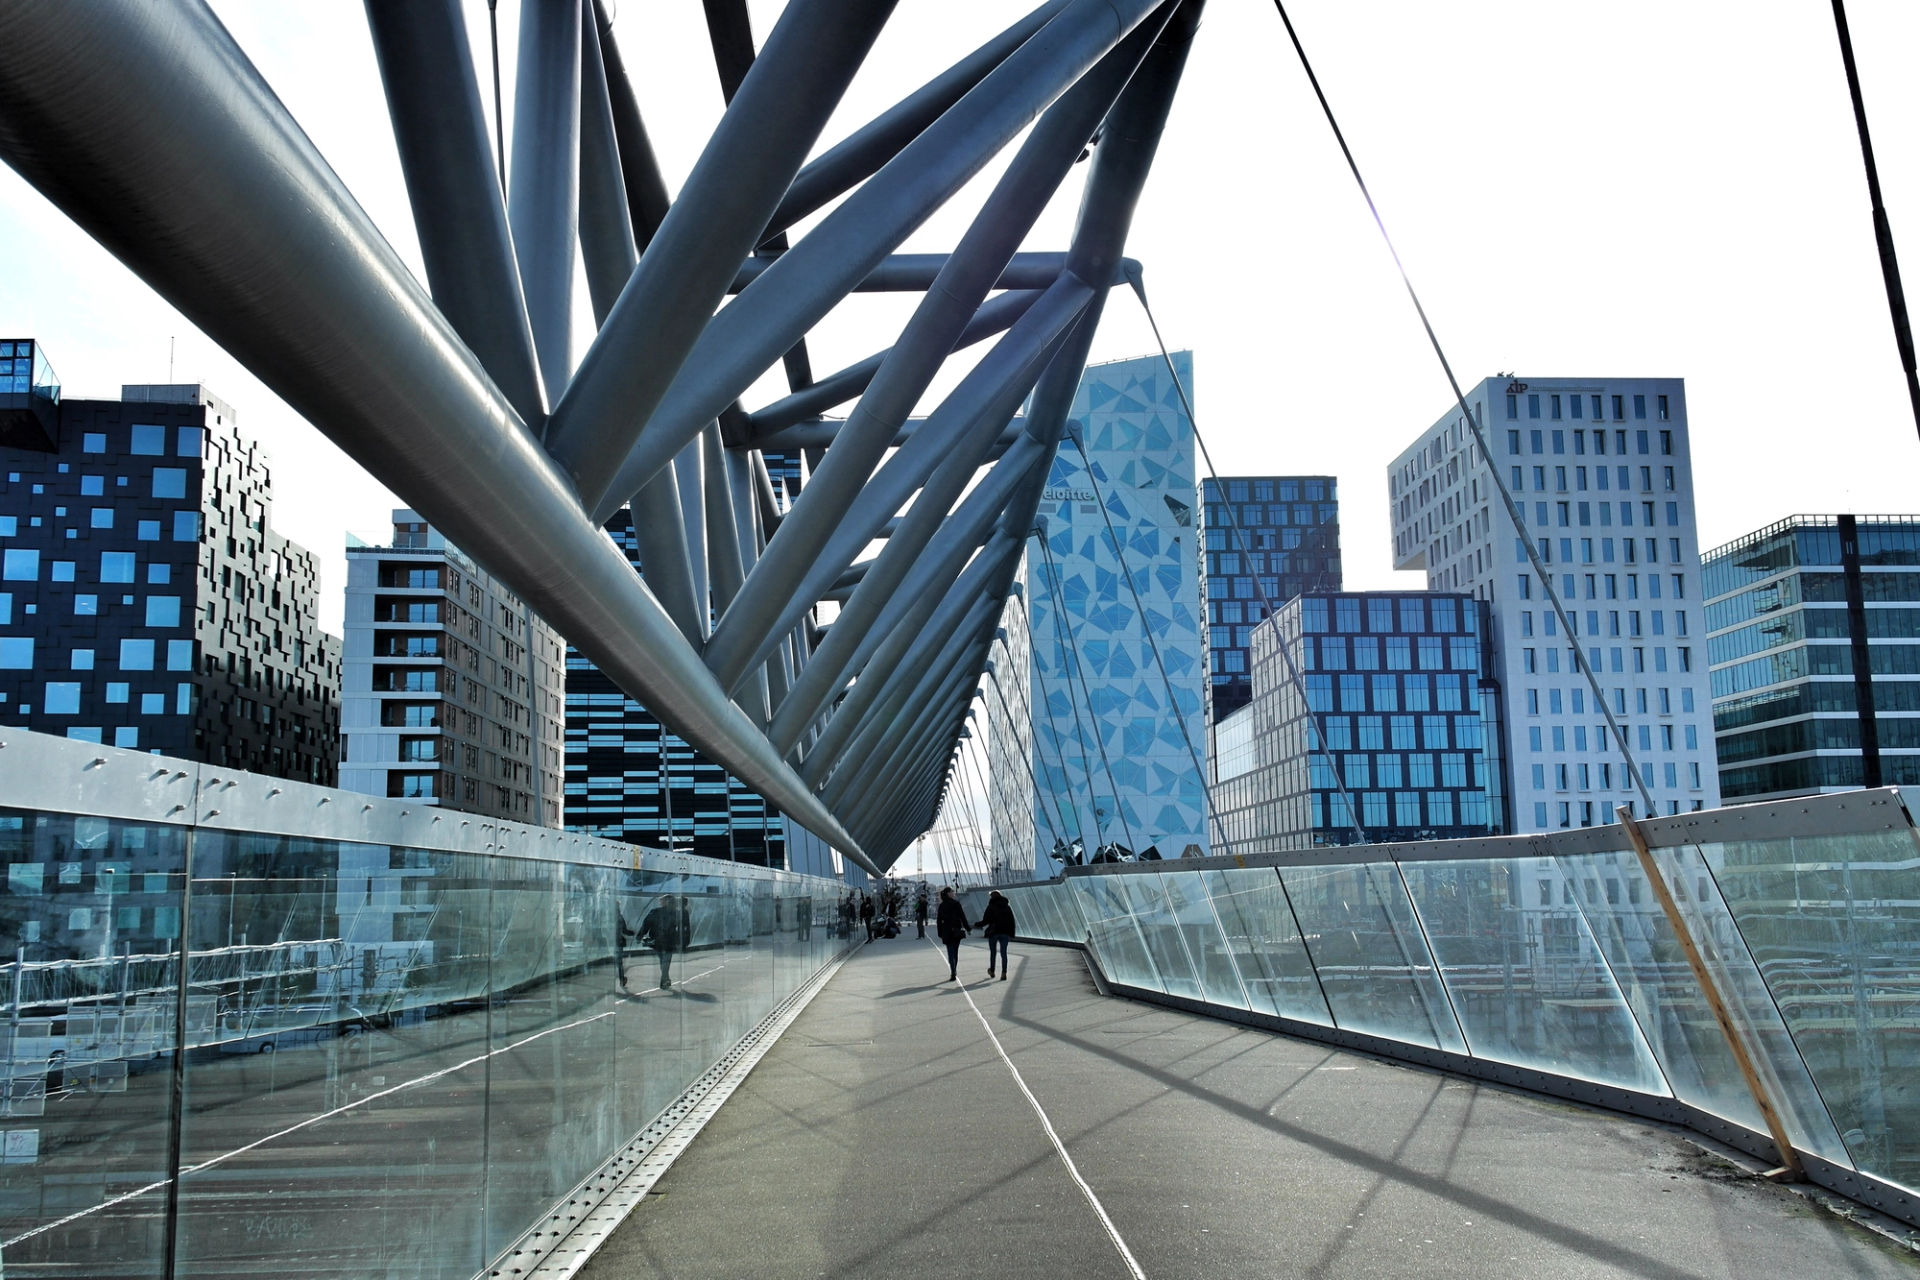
left=577, top=935, right=1920, bottom=1280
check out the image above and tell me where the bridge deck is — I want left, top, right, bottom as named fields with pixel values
left=578, top=936, right=1915, bottom=1280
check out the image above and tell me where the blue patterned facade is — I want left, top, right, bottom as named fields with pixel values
left=1027, top=353, right=1208, bottom=863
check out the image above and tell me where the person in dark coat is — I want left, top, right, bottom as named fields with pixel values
left=913, top=888, right=930, bottom=939
left=935, top=887, right=971, bottom=981
left=637, top=894, right=691, bottom=990
left=979, top=889, right=1016, bottom=980
left=860, top=893, right=877, bottom=941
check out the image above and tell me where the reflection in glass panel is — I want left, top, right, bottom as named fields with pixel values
left=1566, top=846, right=1849, bottom=1164
left=0, top=809, right=185, bottom=1278
left=1400, top=857, right=1667, bottom=1093
left=1698, top=832, right=1914, bottom=1180
left=1198, top=869, right=1331, bottom=1025
left=1278, top=863, right=1467, bottom=1052
left=1120, top=875, right=1202, bottom=1001
left=1161, top=872, right=1245, bottom=1009
left=1068, top=877, right=1162, bottom=993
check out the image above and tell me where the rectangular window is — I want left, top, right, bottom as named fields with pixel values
left=1665, top=502, right=1679, bottom=526
left=1528, top=394, right=1541, bottom=419
left=101, top=551, right=135, bottom=582
left=130, top=424, right=167, bottom=455
left=90, top=507, right=113, bottom=529
left=1508, top=428, right=1521, bottom=453
left=1511, top=465, right=1524, bottom=490
left=138, top=520, right=161, bottom=541
left=83, top=432, right=106, bottom=453
left=1633, top=394, right=1646, bottom=419
left=1657, top=395, right=1670, bottom=422
left=173, top=511, right=200, bottom=541
left=167, top=639, right=194, bottom=671
left=1613, top=396, right=1626, bottom=422
left=144, top=596, right=181, bottom=627
left=42, top=683, right=81, bottom=715
left=1530, top=430, right=1543, bottom=455
left=151, top=467, right=187, bottom=499
left=1552, top=430, right=1565, bottom=454
left=119, top=638, right=156, bottom=671
left=2, top=549, right=38, bottom=581
left=0, top=637, right=33, bottom=669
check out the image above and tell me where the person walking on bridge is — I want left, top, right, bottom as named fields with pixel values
left=860, top=893, right=876, bottom=941
left=979, top=889, right=1016, bottom=981
left=637, top=893, right=690, bottom=991
left=913, top=887, right=930, bottom=939
left=935, top=887, right=971, bottom=982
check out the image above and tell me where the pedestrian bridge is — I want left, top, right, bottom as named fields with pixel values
left=2, top=732, right=1916, bottom=1278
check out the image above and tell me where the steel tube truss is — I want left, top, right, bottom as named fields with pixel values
left=0, top=0, right=1202, bottom=873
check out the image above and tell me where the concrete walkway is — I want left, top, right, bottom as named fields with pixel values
left=578, top=935, right=1920, bottom=1280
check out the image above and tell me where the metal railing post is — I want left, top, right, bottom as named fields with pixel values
left=1615, top=806, right=1803, bottom=1180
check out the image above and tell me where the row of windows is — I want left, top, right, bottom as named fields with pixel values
left=0, top=550, right=182, bottom=584
left=1506, top=395, right=1670, bottom=428
left=69, top=425, right=206, bottom=458
left=1205, top=542, right=1316, bottom=572
left=1718, top=752, right=1920, bottom=798
left=1516, top=564, right=1684, bottom=602
left=1511, top=464, right=1675, bottom=494
left=1312, top=750, right=1481, bottom=789
left=1520, top=500, right=1682, bottom=531
left=1521, top=606, right=1688, bottom=637
left=1295, top=707, right=1484, bottom=749
left=1209, top=600, right=1270, bottom=625
left=1317, top=789, right=1489, bottom=831
left=1521, top=645, right=1692, bottom=675
left=0, top=637, right=195, bottom=672
left=1530, top=760, right=1703, bottom=791
left=1711, top=643, right=1920, bottom=697
left=1302, top=595, right=1471, bottom=635
left=1205, top=479, right=1332, bottom=503
left=1202, top=503, right=1337, bottom=529
left=19, top=679, right=196, bottom=717
left=1301, top=673, right=1483, bottom=715
left=1712, top=679, right=1920, bottom=732
left=5, top=465, right=196, bottom=503
left=1538, top=798, right=1703, bottom=828
left=1527, top=685, right=1696, bottom=716
left=1528, top=721, right=1700, bottom=754
left=1298, top=633, right=1478, bottom=672
left=1215, top=571, right=1335, bottom=601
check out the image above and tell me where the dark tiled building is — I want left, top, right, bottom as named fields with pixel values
left=563, top=510, right=786, bottom=865
left=0, top=356, right=339, bottom=779
left=1705, top=514, right=1920, bottom=801
left=1214, top=592, right=1506, bottom=849
left=1202, top=475, right=1341, bottom=716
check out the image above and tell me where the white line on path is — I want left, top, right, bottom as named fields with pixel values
left=935, top=939, right=1147, bottom=1280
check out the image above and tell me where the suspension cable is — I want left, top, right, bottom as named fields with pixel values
left=1067, top=432, right=1234, bottom=856
left=1035, top=532, right=1141, bottom=854
left=1261, top=0, right=1656, bottom=819
left=487, top=0, right=506, bottom=194
left=1007, top=589, right=1091, bottom=861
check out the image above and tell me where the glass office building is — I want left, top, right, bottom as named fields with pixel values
left=1202, top=475, right=1341, bottom=716
left=1704, top=514, right=1920, bottom=802
left=0, top=363, right=340, bottom=780
left=1028, top=353, right=1208, bottom=862
left=564, top=509, right=789, bottom=866
left=1214, top=592, right=1505, bottom=850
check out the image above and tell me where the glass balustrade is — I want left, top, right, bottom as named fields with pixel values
left=994, top=789, right=1920, bottom=1227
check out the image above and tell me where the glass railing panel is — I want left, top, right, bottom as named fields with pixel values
left=1278, top=863, right=1467, bottom=1053
left=1564, top=845, right=1850, bottom=1165
left=1067, top=877, right=1162, bottom=993
left=1119, top=874, right=1203, bottom=1001
left=1161, top=871, right=1248, bottom=1010
left=1198, top=868, right=1332, bottom=1025
left=0, top=808, right=182, bottom=1278
left=480, top=855, right=620, bottom=1263
left=174, top=833, right=496, bottom=1279
left=1400, top=857, right=1669, bottom=1094
left=1697, top=829, right=1916, bottom=1183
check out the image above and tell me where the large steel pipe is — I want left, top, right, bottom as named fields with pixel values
left=0, top=0, right=871, bottom=868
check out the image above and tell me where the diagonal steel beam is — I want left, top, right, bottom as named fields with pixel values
left=0, top=0, right=873, bottom=870
left=741, top=288, right=1041, bottom=441
left=761, top=0, right=1072, bottom=241
left=365, top=0, right=547, bottom=428
left=508, top=0, right=582, bottom=400
left=592, top=0, right=670, bottom=251
left=545, top=0, right=896, bottom=514
left=588, top=0, right=1170, bottom=526
left=708, top=271, right=1092, bottom=697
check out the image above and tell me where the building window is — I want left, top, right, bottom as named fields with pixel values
left=1633, top=394, right=1647, bottom=419
left=119, top=639, right=155, bottom=671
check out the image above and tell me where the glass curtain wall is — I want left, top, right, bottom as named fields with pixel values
left=0, top=807, right=849, bottom=1279
left=999, top=793, right=1920, bottom=1220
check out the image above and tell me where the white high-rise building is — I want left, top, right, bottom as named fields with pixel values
left=1389, top=377, right=1720, bottom=832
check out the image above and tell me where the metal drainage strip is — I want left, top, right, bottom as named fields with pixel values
left=485, top=949, right=856, bottom=1280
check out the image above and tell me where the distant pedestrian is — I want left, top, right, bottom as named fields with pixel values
left=979, top=889, right=1016, bottom=981
left=935, top=887, right=970, bottom=981
left=860, top=893, right=876, bottom=941
left=637, top=894, right=690, bottom=990
left=913, top=890, right=929, bottom=939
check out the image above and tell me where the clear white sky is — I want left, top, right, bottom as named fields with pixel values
left=4, top=0, right=1918, bottom=649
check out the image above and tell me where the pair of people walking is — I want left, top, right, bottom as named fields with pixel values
left=933, top=888, right=1016, bottom=983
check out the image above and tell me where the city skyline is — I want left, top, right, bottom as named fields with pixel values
left=5, top=1, right=1919, bottom=634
